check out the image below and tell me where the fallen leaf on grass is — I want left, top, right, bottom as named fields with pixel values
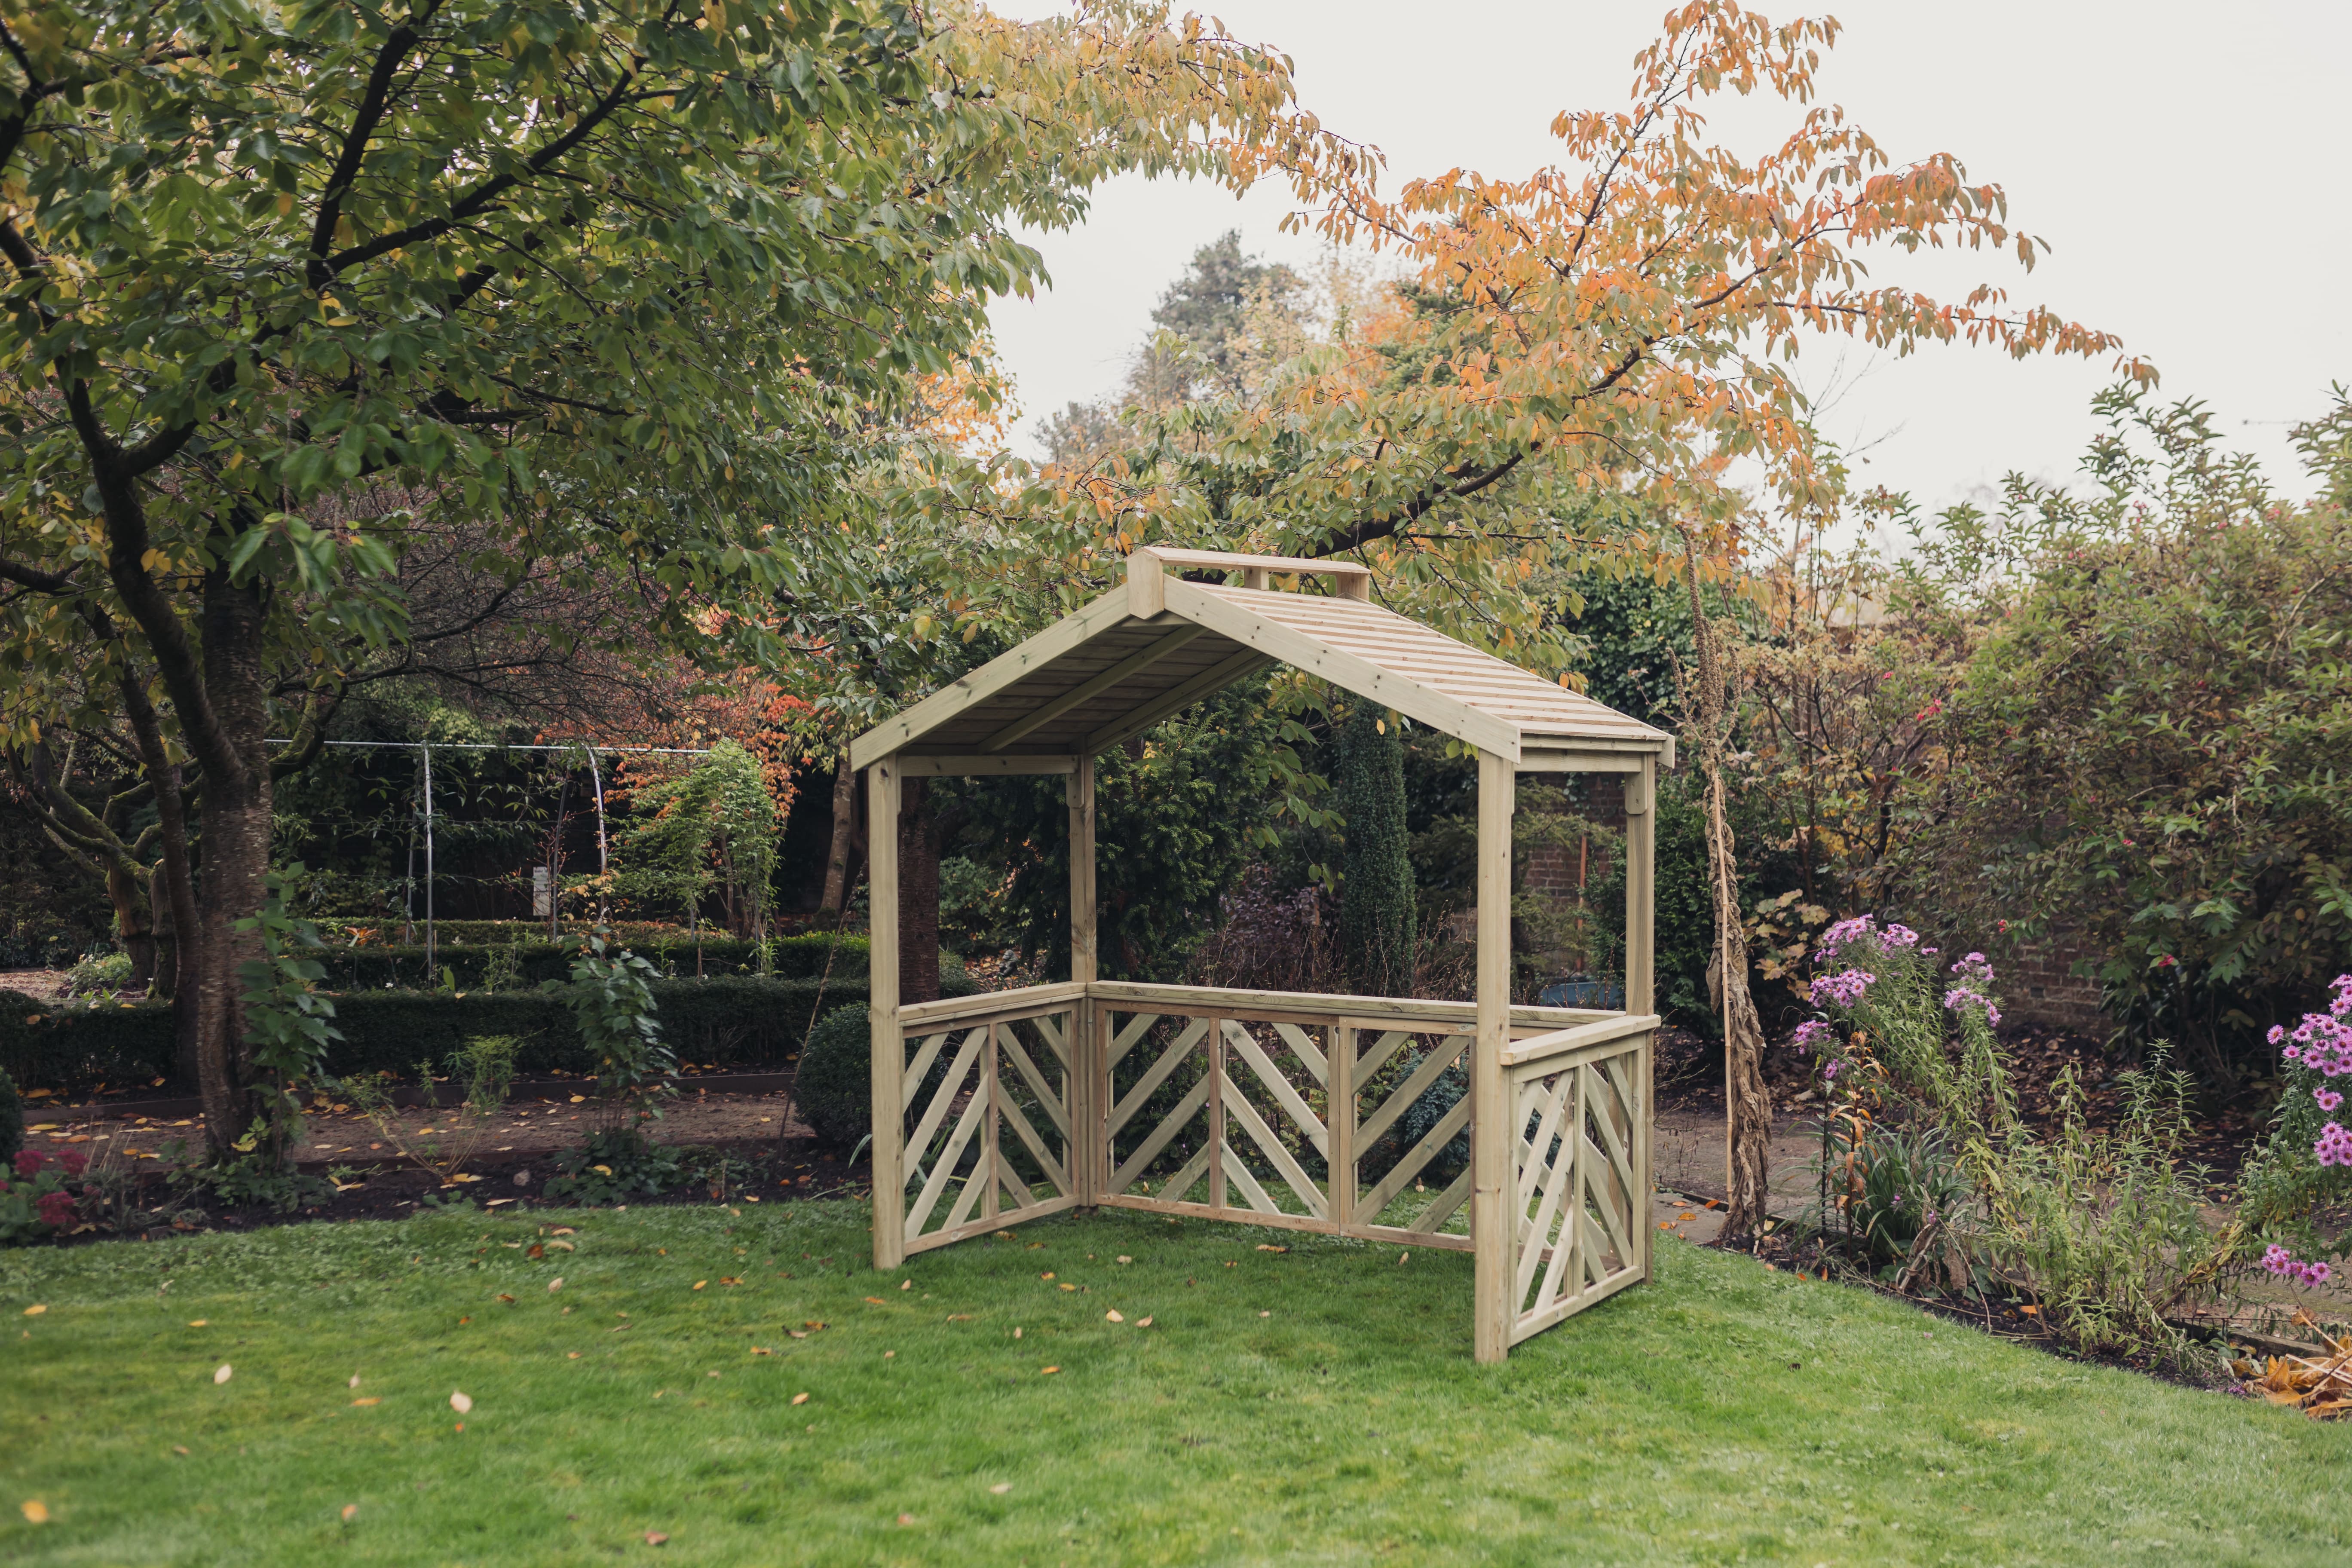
left=787, top=1330, right=807, bottom=1340
left=450, top=1391, right=473, bottom=1414
left=1397, top=1252, right=1410, bottom=1265
left=547, top=1239, right=575, bottom=1252
left=863, top=1296, right=885, bottom=1305
left=349, top=1375, right=361, bottom=1389
left=527, top=1245, right=545, bottom=1260
left=187, top=1319, right=207, bottom=1327
left=23, top=1305, right=45, bottom=1317
left=899, top=1279, right=912, bottom=1291
left=496, top=1294, right=516, bottom=1305
left=1038, top=1272, right=1054, bottom=1280
left=946, top=1314, right=973, bottom=1322
left=1255, top=1244, right=1287, bottom=1253
left=351, top=1397, right=380, bottom=1406
left=341, top=1504, right=358, bottom=1522
left=1137, top=1317, right=1153, bottom=1328
left=213, top=1364, right=233, bottom=1385
left=568, top=1352, right=581, bottom=1360
left=1105, top=1310, right=1124, bottom=1323
left=1057, top=1283, right=1078, bottom=1292
left=791, top=1392, right=809, bottom=1406
left=548, top=1279, right=564, bottom=1293
left=989, top=1482, right=1011, bottom=1495
left=172, top=1446, right=188, bottom=1456
left=645, top=1530, right=669, bottom=1545
left=22, top=1501, right=49, bottom=1524
left=718, top=1277, right=741, bottom=1287
left=1040, top=1366, right=1059, bottom=1375
left=1115, top=1256, right=1132, bottom=1264
left=750, top=1347, right=772, bottom=1356
left=693, top=1281, right=708, bottom=1292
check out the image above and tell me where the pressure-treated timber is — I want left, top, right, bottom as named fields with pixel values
left=896, top=754, right=1078, bottom=777
left=852, top=547, right=1666, bottom=1359
left=1471, top=749, right=1516, bottom=1363
left=1069, top=757, right=1098, bottom=1203
left=984, top=626, right=1205, bottom=752
left=867, top=758, right=904, bottom=1271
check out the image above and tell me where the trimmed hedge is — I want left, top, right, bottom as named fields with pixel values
left=308, top=931, right=878, bottom=991
left=794, top=1003, right=870, bottom=1147
left=0, top=965, right=969, bottom=1093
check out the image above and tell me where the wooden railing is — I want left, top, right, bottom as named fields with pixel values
left=887, top=981, right=1654, bottom=1341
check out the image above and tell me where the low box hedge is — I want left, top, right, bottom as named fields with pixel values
left=0, top=962, right=961, bottom=1094
left=307, top=931, right=877, bottom=991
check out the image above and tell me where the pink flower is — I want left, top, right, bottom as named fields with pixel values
left=2317, top=1122, right=2352, bottom=1168
left=2268, top=1024, right=2289, bottom=1047
left=12, top=1151, right=40, bottom=1180
left=34, top=1190, right=74, bottom=1228
left=58, top=1149, right=88, bottom=1178
left=1810, top=969, right=1877, bottom=1008
left=2319, top=1089, right=2345, bottom=1114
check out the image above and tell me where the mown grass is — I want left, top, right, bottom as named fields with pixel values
left=2, top=1200, right=2344, bottom=1565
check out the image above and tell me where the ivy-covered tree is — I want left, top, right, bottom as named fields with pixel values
left=1334, top=704, right=1414, bottom=995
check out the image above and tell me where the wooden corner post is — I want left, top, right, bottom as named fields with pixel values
left=1625, top=754, right=1657, bottom=1280
left=1068, top=756, right=1099, bottom=1205
left=1471, top=749, right=1516, bottom=1363
left=868, top=757, right=905, bottom=1271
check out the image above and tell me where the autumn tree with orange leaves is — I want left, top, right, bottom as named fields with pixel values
left=891, top=2, right=2152, bottom=1243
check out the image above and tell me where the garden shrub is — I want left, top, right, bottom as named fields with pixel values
left=1, top=1147, right=86, bottom=1244
left=1798, top=913, right=2228, bottom=1364
left=303, top=931, right=875, bottom=991
left=2237, top=972, right=2352, bottom=1287
left=794, top=1003, right=872, bottom=1149
left=1931, top=393, right=2352, bottom=1084
left=0, top=973, right=919, bottom=1095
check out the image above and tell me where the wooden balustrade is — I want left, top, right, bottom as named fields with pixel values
left=882, top=980, right=1653, bottom=1340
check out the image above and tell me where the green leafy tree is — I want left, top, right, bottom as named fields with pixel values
left=0, top=0, right=1345, bottom=1161
left=614, top=740, right=780, bottom=950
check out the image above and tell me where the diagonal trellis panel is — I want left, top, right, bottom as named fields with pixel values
left=901, top=1008, right=1081, bottom=1252
left=1505, top=1035, right=1647, bottom=1342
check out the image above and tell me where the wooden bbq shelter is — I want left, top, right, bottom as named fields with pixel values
left=848, top=548, right=1671, bottom=1361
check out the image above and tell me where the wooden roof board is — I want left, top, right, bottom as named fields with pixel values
left=850, top=554, right=1670, bottom=770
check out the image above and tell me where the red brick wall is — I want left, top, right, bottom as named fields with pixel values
left=2000, top=934, right=2108, bottom=1033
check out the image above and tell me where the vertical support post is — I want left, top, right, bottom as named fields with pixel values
left=1067, top=758, right=1098, bottom=1204
left=1329, top=1025, right=1355, bottom=1230
left=421, top=741, right=436, bottom=974
left=1625, top=754, right=1657, bottom=1281
left=868, top=758, right=905, bottom=1271
left=1472, top=749, right=1516, bottom=1363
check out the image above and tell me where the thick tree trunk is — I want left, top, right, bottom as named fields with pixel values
left=193, top=565, right=275, bottom=1158
left=820, top=754, right=856, bottom=918
left=897, top=776, right=940, bottom=1005
left=1679, top=535, right=1774, bottom=1245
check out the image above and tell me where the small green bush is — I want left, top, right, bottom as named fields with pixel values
left=794, top=1003, right=871, bottom=1148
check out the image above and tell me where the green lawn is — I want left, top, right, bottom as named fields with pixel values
left=2, top=1200, right=2343, bottom=1566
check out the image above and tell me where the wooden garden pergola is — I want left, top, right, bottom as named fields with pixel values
left=848, top=548, right=1670, bottom=1361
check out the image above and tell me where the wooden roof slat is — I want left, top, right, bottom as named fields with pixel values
left=852, top=551, right=1669, bottom=770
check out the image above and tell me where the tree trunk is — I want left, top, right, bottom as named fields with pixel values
left=104, top=862, right=158, bottom=990
left=1679, top=533, right=1774, bottom=1245
left=820, top=753, right=856, bottom=917
left=897, top=776, right=940, bottom=1005
left=193, top=564, right=275, bottom=1159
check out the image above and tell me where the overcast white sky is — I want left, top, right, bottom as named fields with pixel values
left=987, top=0, right=2352, bottom=514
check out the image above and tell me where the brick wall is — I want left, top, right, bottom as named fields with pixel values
left=2000, top=933, right=2108, bottom=1033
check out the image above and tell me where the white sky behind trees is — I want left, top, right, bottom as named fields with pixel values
left=987, top=0, right=2352, bottom=517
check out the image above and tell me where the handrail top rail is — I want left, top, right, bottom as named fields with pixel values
left=891, top=978, right=1626, bottom=1032
left=1497, top=1012, right=1660, bottom=1068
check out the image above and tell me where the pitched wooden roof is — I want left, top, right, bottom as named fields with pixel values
left=848, top=548, right=1672, bottom=769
